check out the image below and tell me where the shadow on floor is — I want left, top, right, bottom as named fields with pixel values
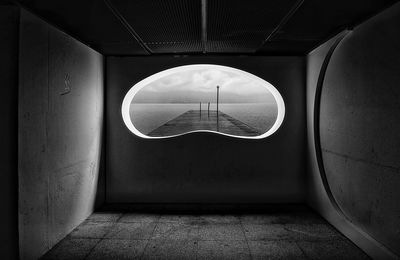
left=41, top=205, right=370, bottom=260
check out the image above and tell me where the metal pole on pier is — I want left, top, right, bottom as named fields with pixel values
left=216, top=86, right=219, bottom=113
left=199, top=102, right=201, bottom=118
left=216, top=86, right=220, bottom=131
left=208, top=102, right=210, bottom=118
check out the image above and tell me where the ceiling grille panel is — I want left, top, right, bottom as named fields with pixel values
left=206, top=0, right=298, bottom=53
left=17, top=0, right=148, bottom=55
left=110, top=0, right=203, bottom=53
left=16, top=0, right=399, bottom=55
left=268, top=0, right=397, bottom=49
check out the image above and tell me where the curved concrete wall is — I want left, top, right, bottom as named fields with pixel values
left=106, top=56, right=305, bottom=204
left=308, top=2, right=400, bottom=258
left=18, top=10, right=104, bottom=259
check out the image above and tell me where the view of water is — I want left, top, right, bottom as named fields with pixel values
left=130, top=103, right=278, bottom=135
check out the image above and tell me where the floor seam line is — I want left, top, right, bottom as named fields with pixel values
left=239, top=217, right=253, bottom=260
left=138, top=217, right=159, bottom=259
left=295, top=241, right=311, bottom=259
left=83, top=218, right=120, bottom=260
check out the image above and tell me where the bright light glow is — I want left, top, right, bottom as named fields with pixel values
left=122, top=64, right=285, bottom=139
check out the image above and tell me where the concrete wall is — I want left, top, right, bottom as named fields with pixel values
left=106, top=56, right=306, bottom=204
left=0, top=5, right=20, bottom=260
left=307, top=2, right=400, bottom=259
left=18, top=10, right=104, bottom=260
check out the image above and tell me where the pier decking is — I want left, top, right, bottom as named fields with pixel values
left=148, top=110, right=261, bottom=137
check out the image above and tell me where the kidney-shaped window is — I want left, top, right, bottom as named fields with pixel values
left=122, top=64, right=285, bottom=139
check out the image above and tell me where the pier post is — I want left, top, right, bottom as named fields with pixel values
left=208, top=102, right=210, bottom=118
left=199, top=102, right=201, bottom=118
left=216, top=86, right=219, bottom=112
left=216, top=86, right=220, bottom=131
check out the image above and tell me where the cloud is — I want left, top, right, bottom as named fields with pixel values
left=135, top=67, right=274, bottom=103
left=145, top=73, right=191, bottom=91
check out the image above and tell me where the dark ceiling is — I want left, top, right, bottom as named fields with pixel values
left=13, top=0, right=398, bottom=56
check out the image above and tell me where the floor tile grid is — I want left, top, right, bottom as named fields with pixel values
left=42, top=212, right=371, bottom=260
left=150, top=215, right=200, bottom=260
left=141, top=215, right=249, bottom=260
left=239, top=217, right=333, bottom=259
left=113, top=213, right=339, bottom=259
left=85, top=214, right=200, bottom=260
left=147, top=215, right=318, bottom=260
left=83, top=213, right=127, bottom=259
left=194, top=216, right=251, bottom=259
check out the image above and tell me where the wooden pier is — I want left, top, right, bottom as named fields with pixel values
left=148, top=110, right=260, bottom=137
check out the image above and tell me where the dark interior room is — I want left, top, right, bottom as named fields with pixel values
left=1, top=0, right=400, bottom=259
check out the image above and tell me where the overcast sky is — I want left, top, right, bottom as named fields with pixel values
left=132, top=68, right=276, bottom=104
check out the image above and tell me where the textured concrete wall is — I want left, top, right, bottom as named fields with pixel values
left=18, top=10, right=104, bottom=260
left=0, top=5, right=20, bottom=260
left=106, top=56, right=306, bottom=204
left=307, top=2, right=400, bottom=258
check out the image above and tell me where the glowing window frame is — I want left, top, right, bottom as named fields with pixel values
left=122, top=64, right=285, bottom=139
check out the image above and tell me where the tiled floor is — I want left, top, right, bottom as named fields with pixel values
left=41, top=208, right=370, bottom=260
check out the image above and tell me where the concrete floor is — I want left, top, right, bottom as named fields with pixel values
left=41, top=208, right=369, bottom=260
